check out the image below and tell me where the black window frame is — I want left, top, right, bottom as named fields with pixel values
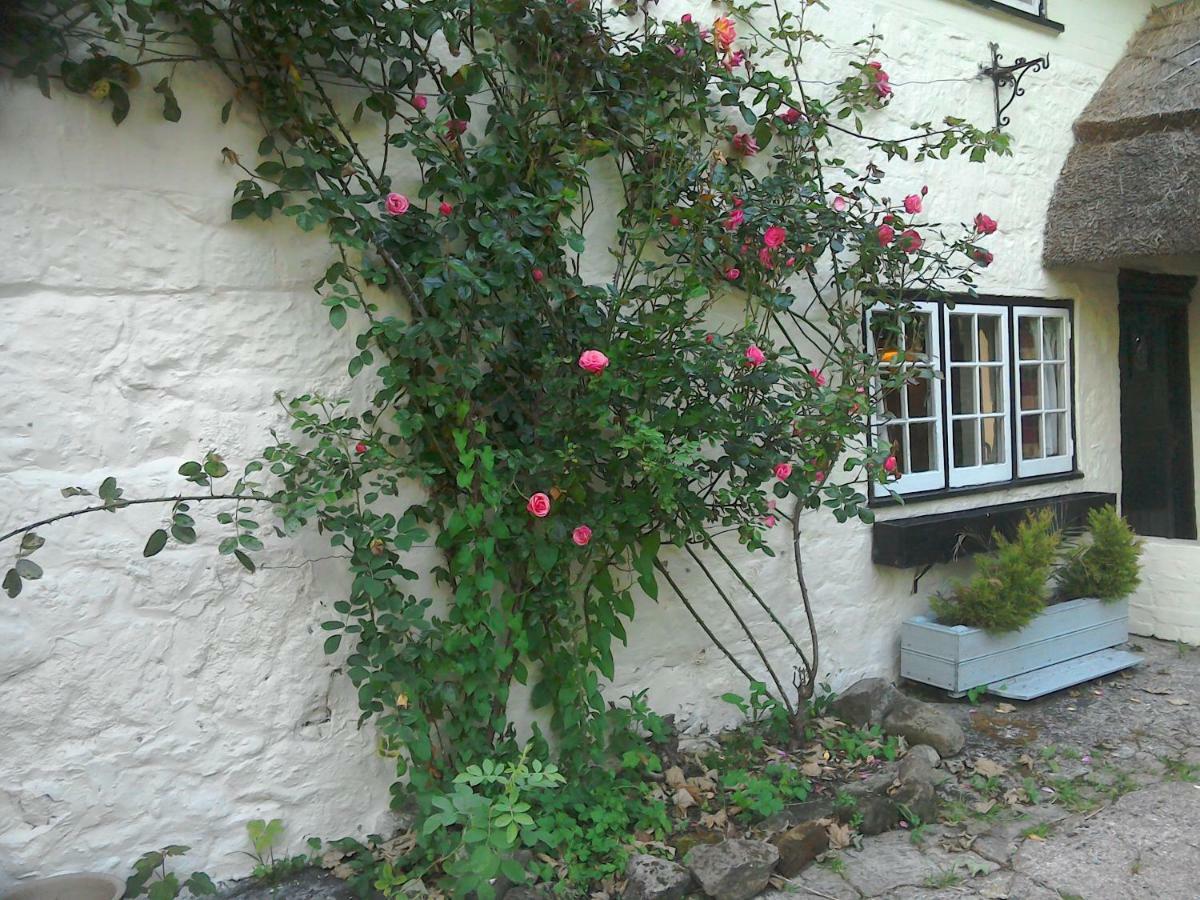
left=954, top=0, right=1065, bottom=33
left=866, top=294, right=1081, bottom=508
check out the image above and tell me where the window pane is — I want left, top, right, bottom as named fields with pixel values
left=906, top=313, right=932, bottom=359
left=953, top=419, right=979, bottom=467
left=949, top=314, right=974, bottom=362
left=951, top=368, right=977, bottom=414
left=1021, top=413, right=1042, bottom=459
left=909, top=422, right=937, bottom=472
left=1045, top=411, right=1066, bottom=457
left=1020, top=364, right=1041, bottom=411
left=872, top=313, right=900, bottom=358
left=980, top=366, right=1004, bottom=414
left=886, top=423, right=906, bottom=470
left=1044, top=363, right=1065, bottom=410
left=1018, top=317, right=1040, bottom=361
left=906, top=376, right=933, bottom=417
left=882, top=385, right=903, bottom=420
left=981, top=416, right=1005, bottom=465
left=1042, top=317, right=1065, bottom=361
left=977, top=315, right=1002, bottom=362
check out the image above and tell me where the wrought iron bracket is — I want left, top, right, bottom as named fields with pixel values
left=980, top=42, right=1050, bottom=131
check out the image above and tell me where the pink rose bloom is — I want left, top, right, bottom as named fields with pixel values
left=814, top=470, right=826, bottom=483
left=447, top=119, right=468, bottom=138
left=763, top=225, right=787, bottom=249
left=904, top=194, right=922, bottom=214
left=526, top=492, right=551, bottom=518
left=758, top=247, right=773, bottom=269
left=898, top=228, right=923, bottom=254
left=810, top=367, right=827, bottom=387
left=732, top=132, right=758, bottom=156
left=578, top=349, right=610, bottom=374
left=725, top=267, right=741, bottom=281
left=385, top=193, right=410, bottom=216
left=972, top=248, right=994, bottom=267
left=705, top=333, right=715, bottom=344
left=671, top=45, right=685, bottom=58
left=763, top=515, right=777, bottom=528
left=723, top=50, right=746, bottom=72
left=785, top=256, right=796, bottom=267
left=681, top=13, right=693, bottom=23
left=745, top=344, right=765, bottom=367
left=780, top=107, right=801, bottom=125
left=572, top=525, right=592, bottom=546
left=877, top=224, right=895, bottom=246
left=439, top=201, right=453, bottom=215
left=532, top=268, right=545, bottom=283
left=733, top=198, right=743, bottom=207
left=884, top=455, right=899, bottom=475
left=774, top=462, right=793, bottom=481
left=725, top=208, right=745, bottom=230
left=412, top=94, right=428, bottom=111
left=832, top=196, right=848, bottom=213
left=867, top=62, right=893, bottom=98
left=974, top=213, right=998, bottom=235
left=712, top=16, right=736, bottom=50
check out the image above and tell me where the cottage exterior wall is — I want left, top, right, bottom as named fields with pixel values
left=0, top=0, right=1158, bottom=884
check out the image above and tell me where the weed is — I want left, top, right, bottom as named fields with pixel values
left=1021, top=822, right=1054, bottom=840
left=924, top=868, right=963, bottom=889
left=819, top=855, right=846, bottom=875
left=1162, top=756, right=1200, bottom=783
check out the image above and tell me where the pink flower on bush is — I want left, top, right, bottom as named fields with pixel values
left=780, top=107, right=802, bottom=125
left=904, top=194, right=922, bottom=214
left=447, top=119, right=468, bottom=138
left=810, top=367, right=827, bottom=387
left=532, top=268, right=545, bottom=283
left=877, top=224, right=895, bottom=246
left=884, top=455, right=898, bottom=475
left=705, top=333, right=715, bottom=344
left=355, top=442, right=367, bottom=455
left=832, top=196, right=848, bottom=213
left=385, top=193, right=410, bottom=216
left=439, top=201, right=453, bottom=215
left=725, top=267, right=741, bottom=281
left=578, top=349, right=610, bottom=374
left=724, top=50, right=747, bottom=72
left=974, top=213, right=998, bottom=235
left=412, top=94, right=428, bottom=111
left=732, top=132, right=759, bottom=157
left=758, top=247, right=773, bottom=269
left=681, top=13, right=693, bottom=24
left=898, top=228, right=923, bottom=254
left=763, top=225, right=787, bottom=249
left=814, top=470, right=826, bottom=483
left=867, top=61, right=893, bottom=99
left=712, top=16, right=737, bottom=50
left=725, top=208, right=745, bottom=230
left=572, top=525, right=592, bottom=546
left=526, top=492, right=551, bottom=518
left=972, top=248, right=994, bottom=267
left=745, top=344, right=765, bottom=367
left=763, top=515, right=777, bottom=528
left=774, top=462, right=793, bottom=481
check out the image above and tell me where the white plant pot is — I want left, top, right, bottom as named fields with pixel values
left=2, top=873, right=125, bottom=900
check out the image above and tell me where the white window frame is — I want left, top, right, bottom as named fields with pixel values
left=1013, top=306, right=1074, bottom=477
left=992, top=0, right=1042, bottom=14
left=945, top=304, right=1013, bottom=488
left=866, top=301, right=945, bottom=496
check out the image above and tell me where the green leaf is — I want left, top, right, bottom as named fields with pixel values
left=143, top=529, right=169, bottom=557
left=234, top=550, right=256, bottom=572
left=20, top=532, right=45, bottom=553
left=170, top=525, right=197, bottom=545
left=329, top=305, right=347, bottom=329
left=3, top=568, right=21, bottom=598
left=98, top=476, right=118, bottom=501
left=185, top=872, right=217, bottom=896
left=12, top=559, right=41, bottom=580
left=220, top=100, right=232, bottom=123
left=109, top=83, right=130, bottom=125
left=324, top=634, right=342, bottom=653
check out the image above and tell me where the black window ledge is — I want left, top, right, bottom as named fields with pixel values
left=872, top=490, right=1115, bottom=569
left=870, top=469, right=1085, bottom=509
left=954, top=0, right=1065, bottom=33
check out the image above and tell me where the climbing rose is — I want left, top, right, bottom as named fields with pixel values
left=763, top=225, right=787, bottom=249
left=758, top=247, right=773, bottom=268
left=898, top=228, right=923, bottom=253
left=705, top=333, right=715, bottom=344
left=412, top=94, right=428, bottom=111
left=725, top=208, right=745, bottom=230
left=732, top=132, right=758, bottom=156
left=577, top=349, right=610, bottom=373
left=712, top=16, right=736, bottom=50
left=526, top=492, right=551, bottom=518
left=877, top=224, right=896, bottom=246
left=439, top=201, right=453, bottom=215
left=780, top=107, right=802, bottom=125
left=725, top=267, right=741, bottom=281
left=669, top=214, right=682, bottom=227
left=355, top=442, right=367, bottom=455
left=832, top=196, right=848, bottom=212
left=815, top=471, right=826, bottom=483
left=763, top=515, right=777, bottom=528
left=745, top=344, right=765, bottom=367
left=972, top=248, right=995, bottom=267
left=724, top=50, right=746, bottom=71
left=974, top=213, right=998, bottom=235
left=447, top=119, right=468, bottom=137
left=385, top=193, right=409, bottom=216
left=884, top=455, right=899, bottom=475
left=810, top=367, right=828, bottom=387
left=774, top=462, right=793, bottom=481
left=572, top=525, right=592, bottom=546
left=904, top=194, right=922, bottom=214
left=532, top=268, right=545, bottom=282
left=867, top=61, right=893, bottom=98
left=681, top=13, right=692, bottom=23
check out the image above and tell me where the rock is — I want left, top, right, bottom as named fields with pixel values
left=897, top=753, right=939, bottom=787
left=684, top=839, right=779, bottom=900
left=219, top=868, right=356, bottom=899
left=891, top=779, right=937, bottom=824
left=838, top=793, right=899, bottom=836
left=831, top=677, right=900, bottom=727
left=907, top=744, right=941, bottom=767
left=882, top=696, right=966, bottom=757
left=772, top=821, right=829, bottom=877
left=760, top=798, right=834, bottom=835
left=622, top=854, right=692, bottom=900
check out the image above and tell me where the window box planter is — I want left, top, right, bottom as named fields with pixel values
left=900, top=597, right=1139, bottom=699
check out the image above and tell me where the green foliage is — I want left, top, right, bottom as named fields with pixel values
left=242, top=818, right=311, bottom=885
left=721, top=680, right=791, bottom=744
left=125, top=846, right=216, bottom=900
left=1055, top=505, right=1142, bottom=602
left=824, top=724, right=901, bottom=762
left=932, top=509, right=1062, bottom=633
left=720, top=762, right=811, bottom=820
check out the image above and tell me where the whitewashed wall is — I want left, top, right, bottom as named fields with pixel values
left=0, top=0, right=1157, bottom=885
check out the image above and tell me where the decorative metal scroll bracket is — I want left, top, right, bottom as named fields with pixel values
left=980, top=42, right=1050, bottom=131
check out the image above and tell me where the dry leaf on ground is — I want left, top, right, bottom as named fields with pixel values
left=973, top=758, right=1007, bottom=778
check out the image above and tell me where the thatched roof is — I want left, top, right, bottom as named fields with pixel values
left=1043, top=1, right=1200, bottom=267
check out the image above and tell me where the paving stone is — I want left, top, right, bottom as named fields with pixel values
left=831, top=677, right=901, bottom=727
left=771, top=821, right=829, bottom=877
left=684, top=839, right=778, bottom=900
left=836, top=831, right=997, bottom=897
left=769, top=863, right=860, bottom=900
left=622, top=854, right=692, bottom=900
left=969, top=806, right=1069, bottom=865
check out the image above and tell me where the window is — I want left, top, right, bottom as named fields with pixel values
left=867, top=298, right=1075, bottom=499
left=993, top=0, right=1042, bottom=14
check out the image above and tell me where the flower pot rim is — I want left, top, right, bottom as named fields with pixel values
left=905, top=595, right=1117, bottom=635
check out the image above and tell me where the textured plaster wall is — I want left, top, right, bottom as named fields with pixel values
left=0, top=0, right=1156, bottom=884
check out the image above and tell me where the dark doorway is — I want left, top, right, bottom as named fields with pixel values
left=1118, top=271, right=1197, bottom=540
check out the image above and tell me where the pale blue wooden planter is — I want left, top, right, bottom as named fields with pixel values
left=900, top=597, right=1140, bottom=700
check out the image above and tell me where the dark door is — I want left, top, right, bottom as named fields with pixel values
left=1119, top=273, right=1197, bottom=540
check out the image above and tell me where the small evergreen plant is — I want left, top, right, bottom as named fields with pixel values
left=932, top=509, right=1062, bottom=633
left=1055, top=505, right=1142, bottom=602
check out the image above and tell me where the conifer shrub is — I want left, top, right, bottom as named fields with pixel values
left=931, top=509, right=1062, bottom=633
left=1055, top=505, right=1142, bottom=602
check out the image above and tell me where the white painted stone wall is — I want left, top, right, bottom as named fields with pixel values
left=0, top=0, right=1158, bottom=885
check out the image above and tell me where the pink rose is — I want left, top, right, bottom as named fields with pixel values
left=974, top=213, right=998, bottom=235
left=672, top=45, right=685, bottom=58
left=904, top=194, right=922, bottom=214
left=725, top=267, right=741, bottom=281
left=681, top=13, right=693, bottom=23
left=733, top=198, right=743, bottom=207
left=758, top=247, right=773, bottom=269
left=763, top=225, right=787, bottom=249
left=780, top=107, right=801, bottom=125
left=732, top=132, right=758, bottom=157
left=705, top=333, right=715, bottom=344
left=413, top=94, right=428, bottom=111
left=447, top=119, right=468, bottom=138
left=745, top=344, right=765, bottom=367
left=723, top=50, right=746, bottom=72
left=439, top=201, right=453, bottom=215
left=385, top=193, right=410, bottom=216
left=774, top=462, right=793, bottom=481
left=898, top=228, right=923, bottom=254
left=877, top=224, right=895, bottom=246
left=572, top=525, right=592, bottom=546
left=785, top=256, right=796, bottom=267
left=526, top=492, right=551, bottom=518
left=578, top=349, right=610, bottom=374
left=867, top=62, right=893, bottom=98
left=810, top=367, right=827, bottom=387
left=763, top=515, right=777, bottom=528
left=972, top=248, right=994, bottom=267
left=725, top=208, right=745, bottom=230
left=712, top=16, right=736, bottom=50
left=814, top=471, right=826, bottom=483
left=532, top=268, right=545, bottom=283
left=884, top=455, right=899, bottom=475
left=832, top=196, right=847, bottom=213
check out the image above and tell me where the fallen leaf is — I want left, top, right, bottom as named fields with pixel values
left=801, top=761, right=823, bottom=778
left=973, top=758, right=1007, bottom=778
left=665, top=766, right=687, bottom=788
left=1026, top=833, right=1045, bottom=842
left=1017, top=753, right=1037, bottom=768
left=1140, top=686, right=1172, bottom=695
left=973, top=799, right=997, bottom=814
left=698, top=809, right=727, bottom=830
left=672, top=786, right=695, bottom=813
left=827, top=821, right=853, bottom=850
left=1168, top=698, right=1190, bottom=707
left=994, top=702, right=1017, bottom=714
